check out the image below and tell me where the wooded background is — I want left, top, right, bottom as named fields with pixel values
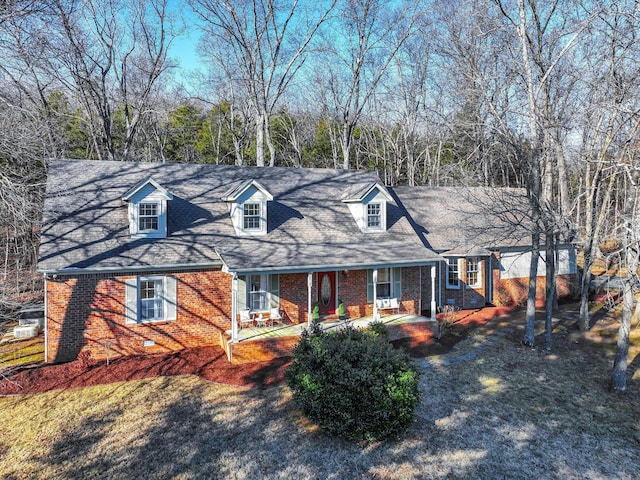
left=1, top=0, right=639, bottom=387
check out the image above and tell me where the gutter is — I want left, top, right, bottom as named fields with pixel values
left=226, top=258, right=445, bottom=276
left=38, top=261, right=224, bottom=276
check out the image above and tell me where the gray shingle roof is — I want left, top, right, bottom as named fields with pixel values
left=38, top=160, right=443, bottom=273
left=391, top=186, right=532, bottom=255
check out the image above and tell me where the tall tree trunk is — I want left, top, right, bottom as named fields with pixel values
left=255, top=111, right=265, bottom=167
left=544, top=232, right=557, bottom=351
left=610, top=273, right=633, bottom=393
left=523, top=228, right=540, bottom=347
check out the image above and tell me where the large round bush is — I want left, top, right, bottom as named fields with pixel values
left=285, top=321, right=421, bottom=442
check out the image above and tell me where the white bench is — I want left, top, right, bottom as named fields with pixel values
left=375, top=297, right=400, bottom=316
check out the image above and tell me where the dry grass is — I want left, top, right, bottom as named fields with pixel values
left=0, top=337, right=44, bottom=367
left=1, top=308, right=640, bottom=479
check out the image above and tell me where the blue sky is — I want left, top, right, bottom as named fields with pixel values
left=167, top=0, right=202, bottom=74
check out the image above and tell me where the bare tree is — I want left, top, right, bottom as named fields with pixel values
left=192, top=0, right=336, bottom=167
left=577, top=3, right=640, bottom=331
left=41, top=0, right=178, bottom=161
left=313, top=0, right=420, bottom=169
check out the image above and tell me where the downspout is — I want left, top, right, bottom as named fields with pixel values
left=307, top=272, right=312, bottom=327
left=419, top=266, right=422, bottom=315
left=43, top=273, right=48, bottom=363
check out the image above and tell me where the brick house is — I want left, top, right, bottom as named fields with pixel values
left=393, top=186, right=578, bottom=311
left=38, top=160, right=577, bottom=364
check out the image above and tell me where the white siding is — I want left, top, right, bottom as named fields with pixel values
left=500, top=246, right=577, bottom=279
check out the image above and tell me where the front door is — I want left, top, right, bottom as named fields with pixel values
left=317, top=271, right=337, bottom=315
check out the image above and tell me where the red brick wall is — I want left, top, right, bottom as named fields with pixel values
left=279, top=272, right=311, bottom=324
left=46, top=266, right=427, bottom=364
left=229, top=336, right=300, bottom=364
left=338, top=269, right=369, bottom=318
left=46, top=269, right=232, bottom=363
left=494, top=273, right=577, bottom=308
left=277, top=268, right=420, bottom=322
left=400, top=267, right=421, bottom=314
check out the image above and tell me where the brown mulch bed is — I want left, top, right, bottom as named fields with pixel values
left=1, top=306, right=513, bottom=396
left=1, top=347, right=292, bottom=396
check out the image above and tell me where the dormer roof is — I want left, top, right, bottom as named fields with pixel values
left=222, top=179, right=273, bottom=202
left=122, top=177, right=173, bottom=202
left=341, top=182, right=392, bottom=203
left=38, top=161, right=444, bottom=274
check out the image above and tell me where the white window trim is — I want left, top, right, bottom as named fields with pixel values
left=243, top=202, right=262, bottom=231
left=138, top=202, right=160, bottom=234
left=446, top=258, right=461, bottom=289
left=129, top=199, right=167, bottom=239
left=239, top=274, right=280, bottom=312
left=366, top=203, right=382, bottom=229
left=139, top=276, right=165, bottom=322
left=466, top=257, right=481, bottom=289
left=367, top=268, right=401, bottom=302
left=363, top=201, right=386, bottom=232
left=125, top=276, right=177, bottom=324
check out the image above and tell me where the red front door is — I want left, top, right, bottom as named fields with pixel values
left=317, top=271, right=337, bottom=315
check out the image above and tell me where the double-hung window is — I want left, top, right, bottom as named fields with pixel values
left=366, top=268, right=401, bottom=301
left=249, top=275, right=268, bottom=311
left=138, top=203, right=159, bottom=232
left=125, top=276, right=177, bottom=324
left=238, top=274, right=280, bottom=312
left=367, top=203, right=381, bottom=228
left=466, top=257, right=480, bottom=288
left=376, top=268, right=391, bottom=297
left=243, top=203, right=261, bottom=230
left=139, top=278, right=164, bottom=321
left=447, top=258, right=460, bottom=288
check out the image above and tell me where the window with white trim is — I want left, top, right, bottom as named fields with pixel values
left=125, top=276, right=177, bottom=324
left=140, top=278, right=163, bottom=321
left=249, top=274, right=268, bottom=311
left=238, top=274, right=280, bottom=312
left=243, top=203, right=261, bottom=230
left=366, top=268, right=402, bottom=301
left=138, top=203, right=159, bottom=232
left=446, top=258, right=460, bottom=288
left=367, top=203, right=381, bottom=228
left=466, top=257, right=481, bottom=288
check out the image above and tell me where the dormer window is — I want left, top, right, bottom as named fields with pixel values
left=139, top=203, right=159, bottom=232
left=367, top=203, right=381, bottom=228
left=222, top=179, right=273, bottom=236
left=342, top=182, right=392, bottom=233
left=122, top=177, right=173, bottom=239
left=243, top=203, right=261, bottom=230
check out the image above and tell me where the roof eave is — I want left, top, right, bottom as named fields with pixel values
left=38, top=261, right=224, bottom=276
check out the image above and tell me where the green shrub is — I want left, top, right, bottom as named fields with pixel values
left=286, top=321, right=421, bottom=442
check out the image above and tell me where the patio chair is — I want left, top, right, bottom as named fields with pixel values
left=270, top=308, right=285, bottom=326
left=239, top=309, right=253, bottom=329
left=389, top=297, right=400, bottom=315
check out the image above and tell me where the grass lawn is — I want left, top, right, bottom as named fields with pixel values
left=1, top=307, right=640, bottom=479
left=0, top=337, right=44, bottom=367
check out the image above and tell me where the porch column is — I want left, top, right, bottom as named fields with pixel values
left=373, top=268, right=378, bottom=320
left=307, top=272, right=312, bottom=327
left=231, top=273, right=238, bottom=341
left=430, top=265, right=437, bottom=321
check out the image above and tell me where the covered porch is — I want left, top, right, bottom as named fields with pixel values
left=227, top=264, right=440, bottom=343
